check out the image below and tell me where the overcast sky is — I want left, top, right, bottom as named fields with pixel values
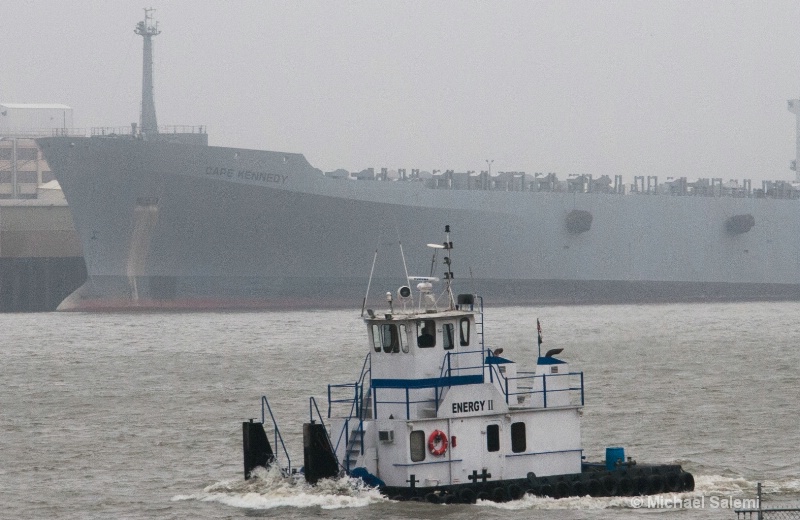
left=3, top=1, right=800, bottom=182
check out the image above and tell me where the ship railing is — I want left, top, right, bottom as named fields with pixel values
left=486, top=364, right=585, bottom=408
left=369, top=374, right=487, bottom=420
left=1, top=128, right=89, bottom=138
left=326, top=353, right=371, bottom=470
left=357, top=349, right=489, bottom=420
left=369, top=387, right=442, bottom=420
left=90, top=125, right=207, bottom=137
left=308, top=396, right=352, bottom=474
left=260, top=394, right=292, bottom=474
left=327, top=353, right=371, bottom=420
left=434, top=348, right=487, bottom=413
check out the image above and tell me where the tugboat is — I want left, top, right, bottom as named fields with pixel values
left=241, top=226, right=695, bottom=503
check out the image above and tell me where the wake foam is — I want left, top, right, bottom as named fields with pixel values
left=174, top=470, right=800, bottom=511
left=172, top=466, right=387, bottom=510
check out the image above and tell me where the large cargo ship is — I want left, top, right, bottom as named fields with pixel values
left=38, top=12, right=800, bottom=311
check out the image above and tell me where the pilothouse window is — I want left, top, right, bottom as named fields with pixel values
left=417, top=320, right=436, bottom=348
left=460, top=318, right=470, bottom=346
left=371, top=324, right=381, bottom=352
left=443, top=323, right=454, bottom=350
left=381, top=323, right=400, bottom=353
left=373, top=323, right=401, bottom=353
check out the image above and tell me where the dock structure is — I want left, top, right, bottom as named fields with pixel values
left=0, top=137, right=85, bottom=312
left=735, top=483, right=800, bottom=520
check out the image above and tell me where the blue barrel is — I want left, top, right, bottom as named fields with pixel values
left=605, top=447, right=625, bottom=471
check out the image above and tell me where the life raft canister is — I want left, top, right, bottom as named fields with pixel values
left=428, top=430, right=448, bottom=456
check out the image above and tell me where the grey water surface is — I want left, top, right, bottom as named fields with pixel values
left=2, top=302, right=798, bottom=519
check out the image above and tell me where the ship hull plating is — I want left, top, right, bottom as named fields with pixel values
left=38, top=136, right=800, bottom=310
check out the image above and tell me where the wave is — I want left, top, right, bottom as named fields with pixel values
left=172, top=466, right=387, bottom=510
left=174, top=469, right=800, bottom=511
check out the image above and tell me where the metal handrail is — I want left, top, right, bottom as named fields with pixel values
left=328, top=353, right=371, bottom=419
left=260, top=395, right=292, bottom=474
left=487, top=364, right=585, bottom=407
left=308, top=396, right=327, bottom=429
left=326, top=353, right=372, bottom=473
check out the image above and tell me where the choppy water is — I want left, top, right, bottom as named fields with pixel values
left=2, top=302, right=799, bottom=519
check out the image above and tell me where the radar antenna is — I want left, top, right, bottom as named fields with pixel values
left=135, top=8, right=161, bottom=137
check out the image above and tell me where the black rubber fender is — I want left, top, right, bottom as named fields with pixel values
left=492, top=486, right=508, bottom=502
left=647, top=474, right=665, bottom=495
left=587, top=479, right=602, bottom=496
left=425, top=493, right=440, bottom=504
left=617, top=477, right=633, bottom=496
left=507, top=484, right=525, bottom=500
left=635, top=475, right=649, bottom=495
left=571, top=480, right=586, bottom=497
left=665, top=472, right=682, bottom=492
left=601, top=475, right=618, bottom=496
left=555, top=480, right=570, bottom=498
left=681, top=472, right=695, bottom=491
left=539, top=483, right=553, bottom=497
left=459, top=488, right=477, bottom=504
left=476, top=491, right=490, bottom=501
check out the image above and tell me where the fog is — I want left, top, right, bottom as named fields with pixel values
left=3, top=1, right=799, bottom=182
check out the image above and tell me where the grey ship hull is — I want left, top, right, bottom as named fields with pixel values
left=38, top=136, right=800, bottom=310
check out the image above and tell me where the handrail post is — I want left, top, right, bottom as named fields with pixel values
left=757, top=482, right=762, bottom=520
left=359, top=419, right=365, bottom=455
left=359, top=382, right=364, bottom=420
left=580, top=372, right=584, bottom=406
left=543, top=374, right=547, bottom=408
left=354, top=383, right=360, bottom=421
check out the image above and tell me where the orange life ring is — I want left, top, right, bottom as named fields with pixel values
left=428, top=430, right=448, bottom=456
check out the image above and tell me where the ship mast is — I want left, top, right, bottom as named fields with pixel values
left=788, top=96, right=800, bottom=182
left=135, top=8, right=161, bottom=138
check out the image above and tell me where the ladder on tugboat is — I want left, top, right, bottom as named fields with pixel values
left=343, top=422, right=365, bottom=472
left=325, top=353, right=373, bottom=474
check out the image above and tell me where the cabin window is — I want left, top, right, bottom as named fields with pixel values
left=371, top=324, right=381, bottom=352
left=486, top=424, right=500, bottom=452
left=443, top=323, right=455, bottom=350
left=511, top=422, right=526, bottom=453
left=416, top=320, right=436, bottom=348
left=459, top=318, right=470, bottom=346
left=410, top=430, right=426, bottom=462
left=381, top=323, right=400, bottom=353
left=399, top=324, right=409, bottom=353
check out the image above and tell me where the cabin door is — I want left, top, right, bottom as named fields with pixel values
left=480, top=420, right=504, bottom=483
